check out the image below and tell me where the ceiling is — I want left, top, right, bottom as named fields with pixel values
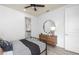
left=1, top=4, right=66, bottom=16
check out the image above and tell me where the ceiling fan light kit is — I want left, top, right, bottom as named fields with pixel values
left=24, top=8, right=26, bottom=11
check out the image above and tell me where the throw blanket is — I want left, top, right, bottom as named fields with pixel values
left=20, top=39, right=40, bottom=55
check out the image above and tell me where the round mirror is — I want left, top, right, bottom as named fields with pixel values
left=43, top=20, right=56, bottom=35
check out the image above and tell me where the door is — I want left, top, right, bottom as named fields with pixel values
left=25, top=17, right=31, bottom=38
left=65, top=5, right=79, bottom=53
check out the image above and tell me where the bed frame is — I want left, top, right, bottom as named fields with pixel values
left=40, top=43, right=47, bottom=55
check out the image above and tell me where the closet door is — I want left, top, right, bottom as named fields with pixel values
left=65, top=5, right=79, bottom=53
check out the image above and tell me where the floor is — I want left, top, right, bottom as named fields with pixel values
left=47, top=45, right=79, bottom=55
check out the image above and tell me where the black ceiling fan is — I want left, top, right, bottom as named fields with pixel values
left=24, top=4, right=45, bottom=11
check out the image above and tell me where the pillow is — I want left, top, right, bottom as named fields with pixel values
left=0, top=39, right=13, bottom=52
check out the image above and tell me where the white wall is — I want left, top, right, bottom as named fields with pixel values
left=0, top=5, right=34, bottom=41
left=37, top=7, right=65, bottom=48
left=31, top=17, right=40, bottom=38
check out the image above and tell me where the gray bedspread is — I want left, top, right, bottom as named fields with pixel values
left=12, top=38, right=46, bottom=55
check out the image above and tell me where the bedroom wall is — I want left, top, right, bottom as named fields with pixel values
left=37, top=7, right=65, bottom=48
left=31, top=17, right=40, bottom=38
left=0, top=5, right=34, bottom=41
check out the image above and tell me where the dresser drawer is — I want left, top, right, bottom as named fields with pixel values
left=39, top=33, right=57, bottom=46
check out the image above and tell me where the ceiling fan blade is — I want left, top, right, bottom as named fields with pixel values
left=31, top=4, right=45, bottom=7
left=36, top=5, right=45, bottom=7
left=25, top=6, right=31, bottom=8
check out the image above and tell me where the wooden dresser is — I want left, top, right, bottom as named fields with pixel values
left=39, top=33, right=57, bottom=46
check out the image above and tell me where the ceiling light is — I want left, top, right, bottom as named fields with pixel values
left=24, top=8, right=26, bottom=11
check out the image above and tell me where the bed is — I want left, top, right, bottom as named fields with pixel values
left=12, top=37, right=46, bottom=55
left=1, top=37, right=46, bottom=55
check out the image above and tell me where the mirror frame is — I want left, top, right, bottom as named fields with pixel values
left=43, top=20, right=56, bottom=34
